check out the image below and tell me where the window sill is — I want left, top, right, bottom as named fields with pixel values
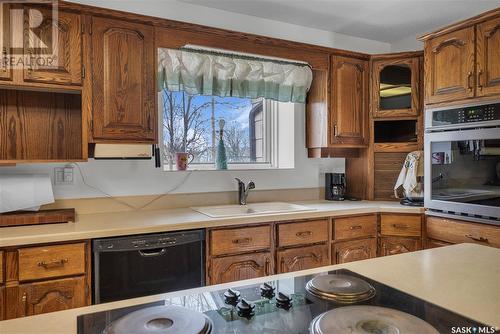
left=163, top=164, right=294, bottom=172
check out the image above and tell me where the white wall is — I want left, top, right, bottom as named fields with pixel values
left=390, top=36, right=423, bottom=52
left=3, top=104, right=344, bottom=199
left=67, top=0, right=391, bottom=54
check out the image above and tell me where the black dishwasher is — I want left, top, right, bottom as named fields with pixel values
left=92, top=229, right=205, bottom=304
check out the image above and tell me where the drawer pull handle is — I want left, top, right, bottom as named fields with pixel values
left=232, top=238, right=251, bottom=245
left=392, top=224, right=409, bottom=229
left=349, top=225, right=362, bottom=230
left=37, top=258, right=68, bottom=269
left=467, top=71, right=473, bottom=92
left=465, top=234, right=488, bottom=243
left=21, top=292, right=28, bottom=316
left=296, top=231, right=313, bottom=238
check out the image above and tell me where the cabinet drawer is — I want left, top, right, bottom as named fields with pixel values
left=0, top=250, right=3, bottom=284
left=18, top=243, right=86, bottom=282
left=426, top=217, right=500, bottom=248
left=278, top=219, right=328, bottom=247
left=210, top=225, right=271, bottom=256
left=278, top=244, right=329, bottom=273
left=380, top=214, right=421, bottom=237
left=334, top=215, right=377, bottom=240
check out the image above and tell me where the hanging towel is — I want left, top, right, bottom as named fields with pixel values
left=394, top=151, right=424, bottom=198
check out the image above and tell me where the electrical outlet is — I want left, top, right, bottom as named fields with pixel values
left=54, top=166, right=74, bottom=185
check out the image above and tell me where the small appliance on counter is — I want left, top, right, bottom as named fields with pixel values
left=325, top=173, right=346, bottom=201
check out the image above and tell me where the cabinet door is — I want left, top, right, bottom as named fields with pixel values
left=14, top=277, right=86, bottom=317
left=278, top=244, right=329, bottom=274
left=91, top=17, right=156, bottom=142
left=425, top=238, right=452, bottom=249
left=379, top=237, right=421, bottom=256
left=0, top=3, right=12, bottom=81
left=424, top=27, right=475, bottom=104
left=330, top=56, right=368, bottom=147
left=0, top=286, right=4, bottom=321
left=333, top=238, right=376, bottom=264
left=477, top=16, right=500, bottom=97
left=23, top=7, right=82, bottom=85
left=210, top=252, right=273, bottom=285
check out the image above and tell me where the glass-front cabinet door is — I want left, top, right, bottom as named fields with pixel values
left=372, top=57, right=420, bottom=118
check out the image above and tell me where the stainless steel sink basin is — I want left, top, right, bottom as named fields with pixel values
left=192, top=202, right=315, bottom=218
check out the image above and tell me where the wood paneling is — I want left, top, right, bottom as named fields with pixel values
left=379, top=237, right=421, bottom=256
left=424, top=27, right=476, bottom=104
left=0, top=209, right=75, bottom=228
left=277, top=244, right=329, bottom=273
left=277, top=219, right=328, bottom=247
left=209, top=252, right=272, bottom=285
left=18, top=243, right=85, bottom=282
left=476, top=16, right=500, bottom=97
left=330, top=56, right=368, bottom=147
left=426, top=216, right=500, bottom=248
left=333, top=215, right=377, bottom=240
left=0, top=250, right=3, bottom=284
left=333, top=238, right=377, bottom=264
left=0, top=3, right=12, bottom=82
left=374, top=152, right=408, bottom=200
left=91, top=17, right=155, bottom=142
left=380, top=214, right=421, bottom=237
left=23, top=7, right=82, bottom=86
left=210, top=225, right=271, bottom=256
left=0, top=89, right=83, bottom=162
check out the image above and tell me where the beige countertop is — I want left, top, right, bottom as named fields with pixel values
left=0, top=200, right=422, bottom=247
left=0, top=244, right=498, bottom=333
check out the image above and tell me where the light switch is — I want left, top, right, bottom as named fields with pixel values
left=54, top=166, right=74, bottom=185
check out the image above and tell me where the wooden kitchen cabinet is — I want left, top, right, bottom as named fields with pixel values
left=333, top=215, right=377, bottom=240
left=22, top=6, right=82, bottom=86
left=333, top=238, right=377, bottom=264
left=330, top=56, right=369, bottom=147
left=379, top=237, right=421, bottom=256
left=278, top=244, right=329, bottom=273
left=12, top=276, right=86, bottom=318
left=476, top=16, right=500, bottom=97
left=91, top=16, right=156, bottom=143
left=210, top=225, right=271, bottom=256
left=277, top=219, right=328, bottom=247
left=0, top=3, right=12, bottom=82
left=423, top=27, right=475, bottom=104
left=380, top=214, right=421, bottom=237
left=209, top=252, right=273, bottom=285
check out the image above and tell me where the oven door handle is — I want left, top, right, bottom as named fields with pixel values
left=138, top=248, right=167, bottom=257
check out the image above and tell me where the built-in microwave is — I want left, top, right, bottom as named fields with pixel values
left=424, top=100, right=500, bottom=225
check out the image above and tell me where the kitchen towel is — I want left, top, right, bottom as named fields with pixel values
left=0, top=174, right=54, bottom=213
left=394, top=151, right=424, bottom=198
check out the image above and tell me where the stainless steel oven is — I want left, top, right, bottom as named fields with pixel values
left=424, top=100, right=500, bottom=224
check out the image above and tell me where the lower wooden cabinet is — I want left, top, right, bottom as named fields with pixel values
left=425, top=239, right=452, bottom=249
left=277, top=244, right=329, bottom=273
left=10, top=277, right=86, bottom=318
left=209, top=252, right=273, bottom=285
left=333, top=238, right=377, bottom=264
left=379, top=237, right=421, bottom=256
left=0, top=287, right=4, bottom=320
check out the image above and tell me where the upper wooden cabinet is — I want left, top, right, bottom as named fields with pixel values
left=372, top=56, right=420, bottom=118
left=421, top=10, right=500, bottom=105
left=91, top=17, right=156, bottom=143
left=330, top=56, right=369, bottom=147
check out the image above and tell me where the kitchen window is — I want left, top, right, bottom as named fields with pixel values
left=159, top=90, right=295, bottom=171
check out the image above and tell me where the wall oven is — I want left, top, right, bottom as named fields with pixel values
left=93, top=229, right=205, bottom=304
left=424, top=100, right=500, bottom=224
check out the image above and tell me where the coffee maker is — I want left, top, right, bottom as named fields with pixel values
left=325, top=173, right=346, bottom=201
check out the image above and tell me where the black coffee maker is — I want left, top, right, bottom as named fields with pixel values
left=325, top=173, right=346, bottom=201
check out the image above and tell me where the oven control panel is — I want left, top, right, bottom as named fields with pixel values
left=431, top=102, right=500, bottom=126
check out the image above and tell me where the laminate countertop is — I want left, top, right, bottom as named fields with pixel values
left=0, top=200, right=423, bottom=247
left=0, top=244, right=498, bottom=333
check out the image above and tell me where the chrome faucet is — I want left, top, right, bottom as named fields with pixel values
left=235, top=178, right=255, bottom=205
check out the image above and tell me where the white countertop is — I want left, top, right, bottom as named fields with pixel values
left=0, top=200, right=422, bottom=247
left=0, top=244, right=498, bottom=333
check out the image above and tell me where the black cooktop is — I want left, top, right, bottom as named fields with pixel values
left=77, top=269, right=495, bottom=334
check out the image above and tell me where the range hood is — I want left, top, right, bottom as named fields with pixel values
left=93, top=144, right=152, bottom=159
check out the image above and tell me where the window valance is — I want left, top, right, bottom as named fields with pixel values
left=158, top=48, right=313, bottom=103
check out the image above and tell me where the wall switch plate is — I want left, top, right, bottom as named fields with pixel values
left=54, top=166, right=74, bottom=185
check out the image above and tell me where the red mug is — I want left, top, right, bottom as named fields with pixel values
left=176, top=152, right=194, bottom=170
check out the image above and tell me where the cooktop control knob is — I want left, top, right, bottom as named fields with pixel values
left=275, top=292, right=292, bottom=310
left=236, top=298, right=255, bottom=318
left=260, top=282, right=275, bottom=299
left=223, top=288, right=241, bottom=306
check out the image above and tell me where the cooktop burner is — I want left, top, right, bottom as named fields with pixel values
left=305, top=274, right=376, bottom=303
left=310, top=305, right=439, bottom=334
left=102, top=305, right=213, bottom=334
left=78, top=269, right=493, bottom=334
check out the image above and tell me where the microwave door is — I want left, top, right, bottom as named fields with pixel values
left=424, top=127, right=500, bottom=221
